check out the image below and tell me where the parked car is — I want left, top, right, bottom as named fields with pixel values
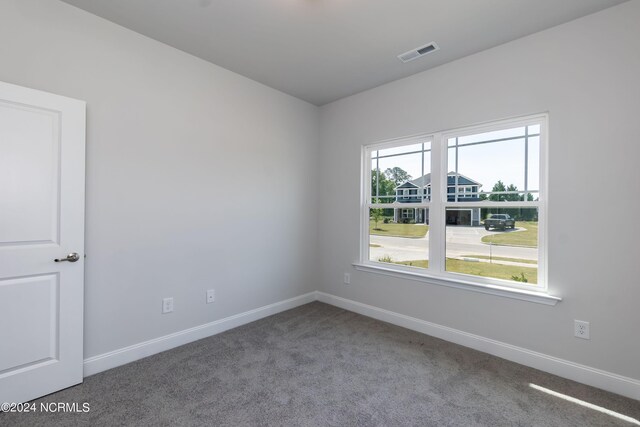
left=484, top=214, right=515, bottom=231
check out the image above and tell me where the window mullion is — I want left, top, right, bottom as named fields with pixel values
left=429, top=133, right=445, bottom=273
left=455, top=137, right=459, bottom=203
left=361, top=114, right=546, bottom=290
left=361, top=147, right=372, bottom=263
left=524, top=126, right=529, bottom=200
left=375, top=152, right=379, bottom=203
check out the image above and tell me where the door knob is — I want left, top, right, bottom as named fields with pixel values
left=54, top=252, right=80, bottom=263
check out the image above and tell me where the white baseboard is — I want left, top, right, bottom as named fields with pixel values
left=83, top=290, right=639, bottom=401
left=83, top=292, right=316, bottom=377
left=316, top=291, right=640, bottom=401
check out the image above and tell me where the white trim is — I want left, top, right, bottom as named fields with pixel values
left=316, top=292, right=640, bottom=401
left=83, top=292, right=316, bottom=377
left=82, top=290, right=640, bottom=401
left=362, top=113, right=548, bottom=292
left=538, top=117, right=549, bottom=299
left=360, top=144, right=371, bottom=260
left=367, top=133, right=432, bottom=151
left=442, top=201, right=539, bottom=208
left=370, top=202, right=430, bottom=209
left=360, top=133, right=434, bottom=270
left=352, top=262, right=560, bottom=305
left=440, top=113, right=546, bottom=142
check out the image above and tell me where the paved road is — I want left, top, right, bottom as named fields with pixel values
left=370, top=226, right=537, bottom=264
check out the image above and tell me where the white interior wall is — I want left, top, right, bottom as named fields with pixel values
left=0, top=0, right=320, bottom=359
left=318, top=1, right=640, bottom=381
left=1, top=0, right=638, bottom=392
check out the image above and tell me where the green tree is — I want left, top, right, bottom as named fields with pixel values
left=489, top=180, right=507, bottom=201
left=505, top=184, right=521, bottom=202
left=384, top=167, right=412, bottom=187
left=485, top=181, right=538, bottom=220
left=488, top=181, right=522, bottom=202
left=372, top=167, right=408, bottom=202
left=371, top=207, right=383, bottom=230
left=371, top=168, right=395, bottom=201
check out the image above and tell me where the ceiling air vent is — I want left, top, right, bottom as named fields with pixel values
left=397, top=42, right=439, bottom=63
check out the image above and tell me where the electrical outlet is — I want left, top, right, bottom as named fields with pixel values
left=162, top=297, right=174, bottom=314
left=574, top=320, right=590, bottom=339
left=206, top=289, right=215, bottom=304
left=343, top=273, right=350, bottom=285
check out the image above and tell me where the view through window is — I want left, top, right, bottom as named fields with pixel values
left=363, top=116, right=545, bottom=289
left=369, top=139, right=431, bottom=268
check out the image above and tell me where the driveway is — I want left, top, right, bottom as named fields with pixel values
left=370, top=226, right=537, bottom=264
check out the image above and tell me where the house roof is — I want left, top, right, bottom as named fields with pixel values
left=409, top=173, right=433, bottom=188
left=396, top=181, right=419, bottom=189
left=445, top=173, right=482, bottom=186
left=403, top=172, right=482, bottom=188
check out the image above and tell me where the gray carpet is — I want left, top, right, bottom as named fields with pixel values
left=2, top=302, right=638, bottom=426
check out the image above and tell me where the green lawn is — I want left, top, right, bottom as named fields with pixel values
left=370, top=220, right=428, bottom=238
left=481, top=221, right=538, bottom=247
left=460, top=255, right=537, bottom=265
left=392, top=258, right=538, bottom=284
left=395, top=259, right=429, bottom=268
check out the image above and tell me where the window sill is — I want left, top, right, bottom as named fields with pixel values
left=352, top=262, right=561, bottom=306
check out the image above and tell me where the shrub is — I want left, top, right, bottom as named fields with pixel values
left=378, top=255, right=393, bottom=263
left=511, top=272, right=528, bottom=283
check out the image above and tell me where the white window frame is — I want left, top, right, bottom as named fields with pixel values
left=357, top=114, right=559, bottom=305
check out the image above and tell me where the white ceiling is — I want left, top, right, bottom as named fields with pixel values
left=61, top=0, right=627, bottom=106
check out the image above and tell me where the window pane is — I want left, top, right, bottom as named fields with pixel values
left=527, top=136, right=540, bottom=195
left=377, top=152, right=422, bottom=185
left=378, top=141, right=428, bottom=157
left=448, top=124, right=542, bottom=200
left=451, top=138, right=525, bottom=199
left=458, top=127, right=525, bottom=145
left=420, top=151, right=431, bottom=201
left=371, top=142, right=431, bottom=203
left=369, top=208, right=429, bottom=269
left=444, top=207, right=538, bottom=285
left=370, top=158, right=396, bottom=204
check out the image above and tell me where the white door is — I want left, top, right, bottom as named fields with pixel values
left=0, top=81, right=86, bottom=404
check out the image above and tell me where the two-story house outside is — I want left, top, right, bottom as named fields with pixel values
left=394, top=172, right=482, bottom=226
